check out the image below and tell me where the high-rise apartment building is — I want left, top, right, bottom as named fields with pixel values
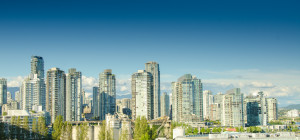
left=21, top=75, right=45, bottom=111
left=15, top=91, right=21, bottom=102
left=145, top=61, right=160, bottom=119
left=131, top=70, right=153, bottom=120
left=21, top=56, right=46, bottom=110
left=246, top=102, right=260, bottom=126
left=7, top=92, right=12, bottom=103
left=66, top=68, right=82, bottom=121
left=172, top=74, right=203, bottom=122
left=203, top=90, right=213, bottom=120
left=210, top=103, right=221, bottom=121
left=93, top=86, right=99, bottom=118
left=161, top=92, right=170, bottom=117
left=46, top=67, right=66, bottom=122
left=98, top=69, right=116, bottom=120
left=31, top=56, right=44, bottom=80
left=243, top=92, right=268, bottom=126
left=0, top=78, right=7, bottom=107
left=221, top=88, right=244, bottom=127
left=266, top=98, right=278, bottom=122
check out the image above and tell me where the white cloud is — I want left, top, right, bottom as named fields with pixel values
left=7, top=76, right=26, bottom=87
left=85, top=92, right=93, bottom=98
left=120, top=86, right=128, bottom=91
left=82, top=76, right=98, bottom=91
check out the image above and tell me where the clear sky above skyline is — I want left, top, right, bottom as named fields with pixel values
left=0, top=0, right=299, bottom=106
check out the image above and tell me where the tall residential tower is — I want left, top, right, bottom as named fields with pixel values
left=221, top=88, right=244, bottom=127
left=131, top=70, right=153, bottom=120
left=46, top=68, right=66, bottom=122
left=66, top=68, right=82, bottom=121
left=161, top=92, right=170, bottom=117
left=145, top=61, right=160, bottom=119
left=21, top=56, right=46, bottom=110
left=0, top=78, right=7, bottom=107
left=98, top=69, right=116, bottom=120
left=172, top=74, right=203, bottom=122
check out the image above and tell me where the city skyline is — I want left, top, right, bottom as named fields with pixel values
left=1, top=56, right=299, bottom=107
left=0, top=0, right=300, bottom=107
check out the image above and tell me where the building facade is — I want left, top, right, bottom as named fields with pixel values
left=21, top=56, right=46, bottom=111
left=46, top=67, right=66, bottom=122
left=161, top=92, right=170, bottom=117
left=221, top=88, right=244, bottom=127
left=98, top=69, right=116, bottom=120
left=287, top=109, right=299, bottom=117
left=203, top=90, right=213, bottom=120
left=145, top=61, right=161, bottom=119
left=131, top=70, right=153, bottom=120
left=243, top=92, right=268, bottom=126
left=92, top=86, right=99, bottom=118
left=172, top=74, right=203, bottom=122
left=267, top=98, right=278, bottom=122
left=21, top=75, right=45, bottom=111
left=66, top=68, right=82, bottom=121
left=0, top=78, right=7, bottom=107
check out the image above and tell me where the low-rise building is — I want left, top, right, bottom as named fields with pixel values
left=286, top=109, right=299, bottom=117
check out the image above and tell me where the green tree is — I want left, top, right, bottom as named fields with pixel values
left=119, top=128, right=129, bottom=140
left=205, top=128, right=211, bottom=134
left=240, top=126, right=245, bottom=132
left=255, top=127, right=262, bottom=133
left=217, top=127, right=222, bottom=133
left=77, top=123, right=89, bottom=140
left=200, top=127, right=205, bottom=134
left=140, top=133, right=150, bottom=140
left=134, top=116, right=150, bottom=140
left=98, top=120, right=106, bottom=140
left=98, top=120, right=112, bottom=140
left=16, top=116, right=22, bottom=139
left=62, top=122, right=72, bottom=140
left=38, top=116, right=48, bottom=139
left=32, top=118, right=38, bottom=139
left=212, top=127, right=218, bottom=133
left=292, top=126, right=298, bottom=132
left=23, top=116, right=30, bottom=139
left=10, top=116, right=17, bottom=139
left=2, top=112, right=7, bottom=116
left=193, top=128, right=199, bottom=135
left=52, top=115, right=64, bottom=140
left=246, top=127, right=250, bottom=133
left=186, top=127, right=193, bottom=135
left=235, top=127, right=240, bottom=132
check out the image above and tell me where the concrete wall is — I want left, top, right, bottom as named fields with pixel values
left=71, top=125, right=101, bottom=140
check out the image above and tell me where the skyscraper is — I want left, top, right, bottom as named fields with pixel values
left=131, top=70, right=153, bottom=120
left=21, top=75, right=45, bottom=111
left=93, top=86, right=99, bottom=118
left=203, top=90, right=213, bottom=120
left=172, top=74, right=203, bottom=122
left=161, top=92, right=170, bottom=117
left=221, top=88, right=244, bottom=127
left=243, top=92, right=268, bottom=126
left=246, top=102, right=260, bottom=126
left=99, top=69, right=116, bottom=120
left=46, top=67, right=66, bottom=122
left=266, top=98, right=278, bottom=122
left=31, top=56, right=44, bottom=80
left=145, top=61, right=160, bottom=119
left=66, top=68, right=82, bottom=121
left=0, top=78, right=7, bottom=107
left=21, top=56, right=46, bottom=110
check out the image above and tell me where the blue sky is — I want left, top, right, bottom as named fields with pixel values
left=0, top=0, right=300, bottom=106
